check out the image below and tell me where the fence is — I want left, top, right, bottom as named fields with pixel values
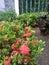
left=19, top=0, right=48, bottom=14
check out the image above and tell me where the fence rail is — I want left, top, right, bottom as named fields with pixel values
left=19, top=0, right=48, bottom=14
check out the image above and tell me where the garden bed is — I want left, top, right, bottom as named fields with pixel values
left=0, top=12, right=48, bottom=65
left=0, top=21, right=45, bottom=65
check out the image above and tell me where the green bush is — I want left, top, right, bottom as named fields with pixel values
left=0, top=21, right=45, bottom=65
left=0, top=9, right=17, bottom=22
left=0, top=21, right=24, bottom=64
left=0, top=12, right=46, bottom=65
left=0, top=12, right=5, bottom=21
left=47, top=15, right=49, bottom=20
left=16, top=12, right=47, bottom=27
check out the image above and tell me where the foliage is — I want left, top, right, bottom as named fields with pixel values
left=47, top=15, right=49, bottom=20
left=0, top=20, right=45, bottom=65
left=16, top=12, right=47, bottom=27
left=0, top=9, right=17, bottom=22
left=0, top=12, right=5, bottom=21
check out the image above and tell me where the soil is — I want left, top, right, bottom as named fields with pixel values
left=33, top=27, right=49, bottom=65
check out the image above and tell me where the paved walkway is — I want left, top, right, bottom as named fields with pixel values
left=33, top=27, right=49, bottom=65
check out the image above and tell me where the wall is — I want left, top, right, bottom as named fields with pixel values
left=0, top=0, right=5, bottom=11
left=4, top=0, right=15, bottom=11
left=0, top=0, right=15, bottom=12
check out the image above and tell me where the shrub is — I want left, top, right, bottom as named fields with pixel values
left=0, top=9, right=17, bottom=22
left=5, top=9, right=17, bottom=22
left=47, top=15, right=49, bottom=20
left=16, top=12, right=47, bottom=27
left=0, top=21, right=45, bottom=65
left=0, top=12, right=6, bottom=21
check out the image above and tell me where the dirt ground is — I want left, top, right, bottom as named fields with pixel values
left=33, top=27, right=49, bottom=65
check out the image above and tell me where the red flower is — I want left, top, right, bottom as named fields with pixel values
left=13, top=38, right=23, bottom=45
left=33, top=40, right=38, bottom=46
left=23, top=32, right=31, bottom=37
left=19, top=45, right=30, bottom=55
left=11, top=44, right=15, bottom=50
left=0, top=23, right=3, bottom=27
left=17, top=38, right=22, bottom=43
left=15, top=51, right=19, bottom=55
left=11, top=50, right=19, bottom=56
left=23, top=41, right=30, bottom=45
left=25, top=27, right=30, bottom=32
left=4, top=57, right=11, bottom=65
left=25, top=27, right=29, bottom=30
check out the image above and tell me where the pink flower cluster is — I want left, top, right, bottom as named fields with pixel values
left=4, top=57, right=11, bottom=65
left=4, top=38, right=30, bottom=65
left=0, top=23, right=3, bottom=27
left=4, top=26, right=38, bottom=65
left=19, top=45, right=30, bottom=55
left=11, top=38, right=30, bottom=55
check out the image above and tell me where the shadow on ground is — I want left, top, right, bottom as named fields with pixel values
left=33, top=27, right=49, bottom=65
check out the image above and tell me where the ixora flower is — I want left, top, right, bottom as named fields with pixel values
left=33, top=40, right=38, bottom=46
left=23, top=41, right=30, bottom=45
left=11, top=50, right=19, bottom=56
left=25, top=27, right=30, bottom=33
left=0, top=23, right=3, bottom=27
left=16, top=38, right=22, bottom=43
left=23, top=32, right=31, bottom=37
left=25, top=27, right=30, bottom=30
left=19, top=45, right=30, bottom=55
left=4, top=57, right=11, bottom=65
left=11, top=44, right=16, bottom=50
